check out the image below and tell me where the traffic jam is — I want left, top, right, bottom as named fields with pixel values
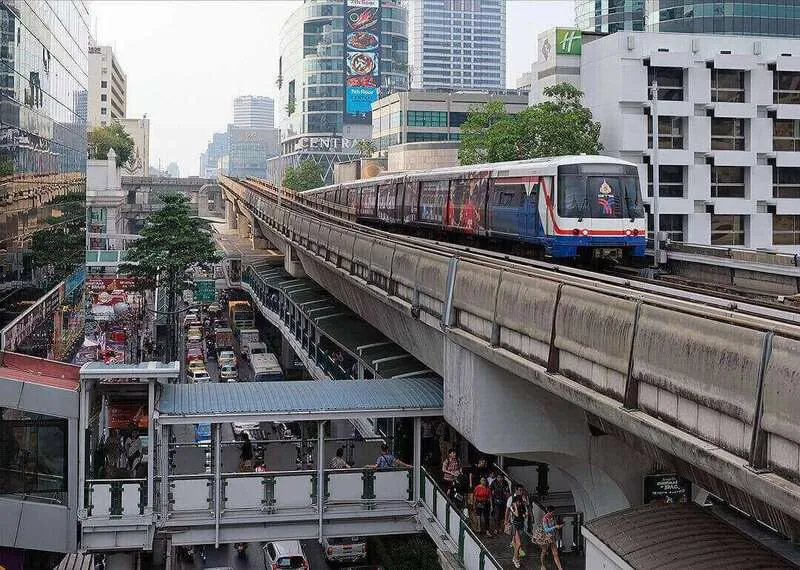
left=180, top=287, right=371, bottom=568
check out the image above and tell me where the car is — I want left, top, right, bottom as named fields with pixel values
left=218, top=350, right=236, bottom=367
left=232, top=422, right=261, bottom=439
left=322, top=536, right=366, bottom=563
left=188, top=360, right=206, bottom=372
left=219, top=364, right=237, bottom=382
left=194, top=423, right=211, bottom=444
left=262, top=541, right=309, bottom=570
left=208, top=302, right=221, bottom=313
left=184, top=314, right=201, bottom=328
left=189, top=369, right=211, bottom=383
left=187, top=327, right=203, bottom=342
left=186, top=351, right=204, bottom=365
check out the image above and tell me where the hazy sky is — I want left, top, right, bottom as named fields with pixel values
left=90, top=0, right=574, bottom=176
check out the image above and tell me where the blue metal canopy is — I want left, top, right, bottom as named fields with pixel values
left=155, top=378, right=443, bottom=424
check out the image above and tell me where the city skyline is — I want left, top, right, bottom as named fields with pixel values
left=90, top=0, right=574, bottom=177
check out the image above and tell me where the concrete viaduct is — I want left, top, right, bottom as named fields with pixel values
left=217, top=176, right=800, bottom=539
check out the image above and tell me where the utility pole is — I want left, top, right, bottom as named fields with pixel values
left=650, top=80, right=661, bottom=268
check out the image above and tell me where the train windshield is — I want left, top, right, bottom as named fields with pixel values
left=557, top=164, right=644, bottom=219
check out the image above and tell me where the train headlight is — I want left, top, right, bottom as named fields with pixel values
left=572, top=228, right=580, bottom=236
left=625, top=229, right=632, bottom=237
left=581, top=229, right=589, bottom=236
left=632, top=228, right=640, bottom=236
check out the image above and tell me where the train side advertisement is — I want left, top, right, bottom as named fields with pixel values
left=343, top=0, right=381, bottom=124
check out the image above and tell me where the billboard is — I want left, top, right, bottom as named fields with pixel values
left=343, top=0, right=381, bottom=124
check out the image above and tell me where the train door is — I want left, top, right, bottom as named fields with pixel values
left=394, top=182, right=405, bottom=223
left=519, top=179, right=540, bottom=239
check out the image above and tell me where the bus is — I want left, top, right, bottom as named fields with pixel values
left=228, top=300, right=254, bottom=332
left=250, top=352, right=283, bottom=382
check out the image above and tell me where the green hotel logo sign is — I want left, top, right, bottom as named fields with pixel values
left=556, top=28, right=582, bottom=55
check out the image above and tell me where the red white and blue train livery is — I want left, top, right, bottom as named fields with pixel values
left=302, top=155, right=647, bottom=259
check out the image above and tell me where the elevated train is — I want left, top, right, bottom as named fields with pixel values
left=301, top=155, right=647, bottom=260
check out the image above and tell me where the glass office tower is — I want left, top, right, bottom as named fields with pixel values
left=577, top=0, right=800, bottom=37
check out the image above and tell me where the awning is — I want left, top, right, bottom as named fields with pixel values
left=155, top=377, right=443, bottom=424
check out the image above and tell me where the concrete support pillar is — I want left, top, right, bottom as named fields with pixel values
left=226, top=200, right=237, bottom=231
left=442, top=337, right=653, bottom=521
left=413, top=416, right=422, bottom=503
left=237, top=213, right=250, bottom=239
left=284, top=246, right=306, bottom=278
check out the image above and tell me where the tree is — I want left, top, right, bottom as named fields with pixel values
left=458, top=83, right=603, bottom=165
left=282, top=159, right=324, bottom=191
left=355, top=138, right=376, bottom=158
left=88, top=123, right=135, bottom=166
left=120, top=194, right=220, bottom=362
left=29, top=191, right=86, bottom=285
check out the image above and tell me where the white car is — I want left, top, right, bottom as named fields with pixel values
left=220, top=364, right=237, bottom=382
left=322, top=536, right=366, bottom=563
left=232, top=422, right=260, bottom=438
left=218, top=350, right=236, bottom=367
left=262, top=541, right=309, bottom=570
left=189, top=369, right=211, bottom=383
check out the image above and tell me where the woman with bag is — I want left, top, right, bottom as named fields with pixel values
left=530, top=505, right=564, bottom=570
left=472, top=476, right=491, bottom=536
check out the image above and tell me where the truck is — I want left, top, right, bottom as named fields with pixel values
left=250, top=352, right=283, bottom=382
left=214, top=327, right=234, bottom=355
left=228, top=300, right=254, bottom=332
left=237, top=328, right=260, bottom=352
left=243, top=341, right=268, bottom=361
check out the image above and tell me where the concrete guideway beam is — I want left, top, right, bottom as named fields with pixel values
left=225, top=178, right=800, bottom=534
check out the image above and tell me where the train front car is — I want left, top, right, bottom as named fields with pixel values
left=547, top=157, right=646, bottom=260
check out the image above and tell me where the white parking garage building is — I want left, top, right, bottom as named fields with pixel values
left=531, top=29, right=800, bottom=253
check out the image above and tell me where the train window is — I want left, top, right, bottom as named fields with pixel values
left=377, top=184, right=396, bottom=221
left=359, top=186, right=377, bottom=217
left=419, top=180, right=448, bottom=223
left=557, top=165, right=644, bottom=219
left=347, top=188, right=360, bottom=209
left=494, top=184, right=525, bottom=207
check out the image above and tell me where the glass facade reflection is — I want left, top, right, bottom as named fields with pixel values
left=577, top=0, right=800, bottom=37
left=0, top=1, right=89, bottom=174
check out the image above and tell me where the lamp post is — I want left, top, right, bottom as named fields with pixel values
left=650, top=80, right=661, bottom=268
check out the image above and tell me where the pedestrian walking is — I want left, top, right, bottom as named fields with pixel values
left=441, top=449, right=462, bottom=489
left=368, top=444, right=411, bottom=469
left=510, top=494, right=527, bottom=568
left=240, top=432, right=253, bottom=472
left=531, top=505, right=565, bottom=570
left=490, top=473, right=510, bottom=536
left=473, top=476, right=491, bottom=536
left=329, top=447, right=349, bottom=469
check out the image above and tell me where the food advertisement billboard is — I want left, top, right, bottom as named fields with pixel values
left=343, top=0, right=380, bottom=124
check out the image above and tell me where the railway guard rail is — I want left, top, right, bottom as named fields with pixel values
left=219, top=176, right=800, bottom=539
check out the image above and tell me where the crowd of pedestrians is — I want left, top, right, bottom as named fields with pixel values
left=437, top=447, right=566, bottom=570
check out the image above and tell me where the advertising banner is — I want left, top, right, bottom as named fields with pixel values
left=343, top=0, right=381, bottom=124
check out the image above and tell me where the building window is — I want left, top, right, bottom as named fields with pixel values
left=100, top=94, right=107, bottom=102
left=389, top=111, right=402, bottom=129
left=711, top=214, right=746, bottom=246
left=773, top=215, right=800, bottom=245
left=711, top=118, right=745, bottom=150
left=647, top=164, right=684, bottom=197
left=406, top=132, right=449, bottom=143
left=0, top=407, right=68, bottom=497
left=647, top=213, right=684, bottom=242
left=449, top=111, right=469, bottom=128
left=100, top=80, right=107, bottom=88
left=711, top=166, right=746, bottom=198
left=407, top=110, right=448, bottom=127
left=773, top=166, right=800, bottom=198
left=711, top=69, right=745, bottom=103
left=773, top=71, right=800, bottom=104
left=100, top=107, right=107, bottom=115
left=774, top=119, right=800, bottom=151
left=647, top=116, right=683, bottom=149
left=647, top=67, right=683, bottom=101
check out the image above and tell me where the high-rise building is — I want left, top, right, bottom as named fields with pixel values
left=0, top=0, right=90, bottom=283
left=88, top=45, right=127, bottom=127
left=116, top=117, right=150, bottom=176
left=576, top=0, right=800, bottom=37
left=408, top=0, right=505, bottom=90
left=228, top=125, right=280, bottom=179
left=201, top=130, right=230, bottom=178
left=275, top=0, right=408, bottom=183
left=234, top=95, right=275, bottom=129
